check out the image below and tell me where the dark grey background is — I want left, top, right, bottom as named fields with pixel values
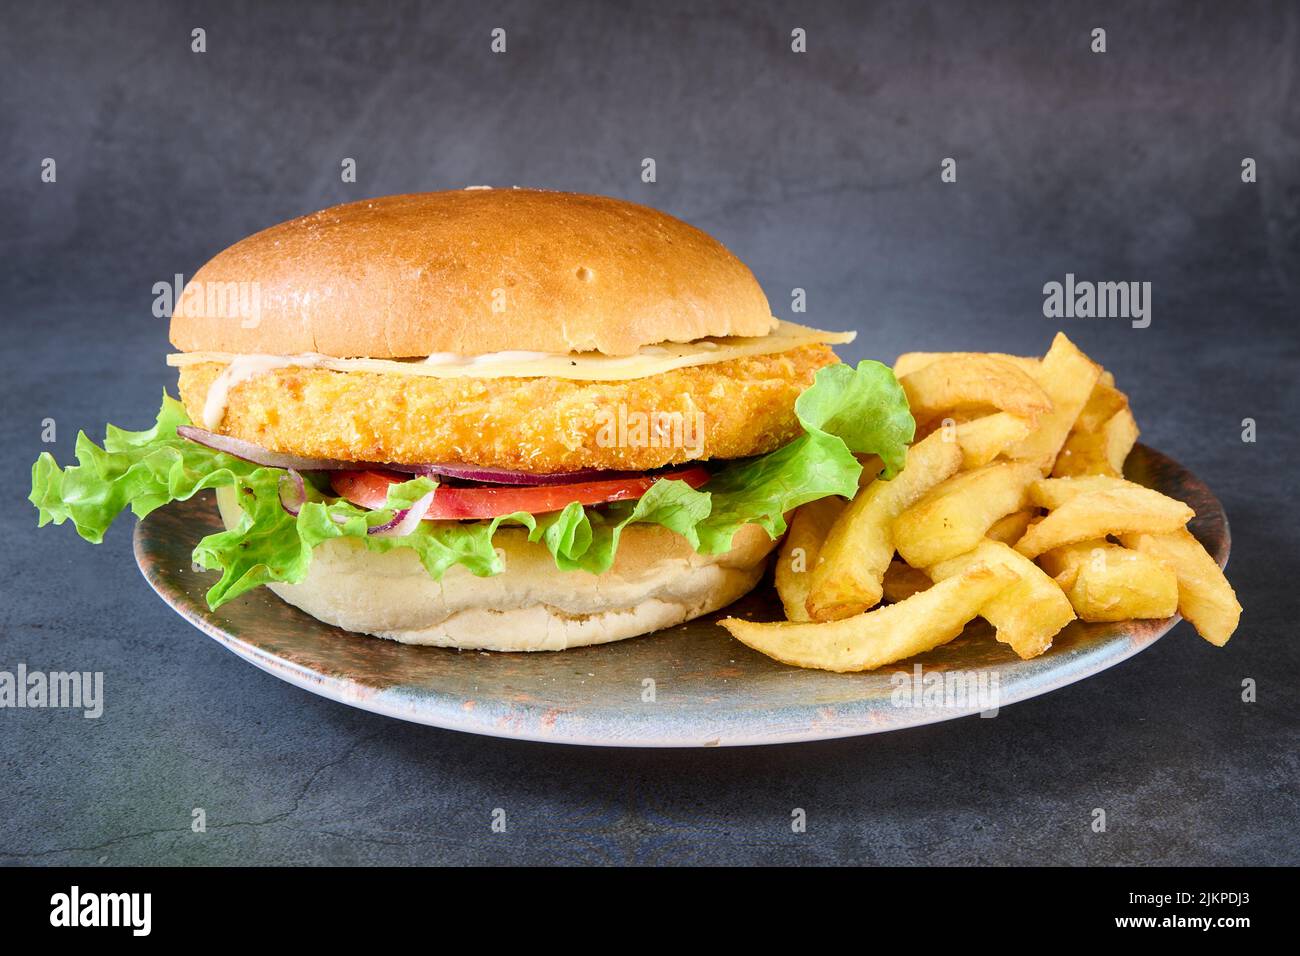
left=2, top=0, right=1297, bottom=865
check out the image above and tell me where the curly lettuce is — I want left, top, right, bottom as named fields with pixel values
left=30, top=361, right=913, bottom=609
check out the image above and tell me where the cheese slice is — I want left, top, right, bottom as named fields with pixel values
left=166, top=320, right=856, bottom=382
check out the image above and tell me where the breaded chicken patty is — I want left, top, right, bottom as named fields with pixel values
left=178, top=343, right=838, bottom=472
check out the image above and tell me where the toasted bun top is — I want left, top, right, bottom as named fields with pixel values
left=168, top=189, right=776, bottom=358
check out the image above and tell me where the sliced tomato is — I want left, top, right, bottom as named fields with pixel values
left=330, top=466, right=711, bottom=521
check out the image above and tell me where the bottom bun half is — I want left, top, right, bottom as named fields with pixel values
left=215, top=486, right=776, bottom=652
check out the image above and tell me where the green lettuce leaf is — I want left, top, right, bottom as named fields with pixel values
left=31, top=395, right=276, bottom=543
left=30, top=360, right=913, bottom=609
left=694, top=359, right=914, bottom=551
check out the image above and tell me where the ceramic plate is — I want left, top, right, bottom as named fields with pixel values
left=134, top=444, right=1229, bottom=747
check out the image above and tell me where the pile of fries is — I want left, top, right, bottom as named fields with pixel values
left=722, top=333, right=1241, bottom=672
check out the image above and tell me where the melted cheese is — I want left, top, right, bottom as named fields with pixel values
left=167, top=320, right=856, bottom=383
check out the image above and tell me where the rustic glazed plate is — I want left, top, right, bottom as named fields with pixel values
left=134, top=444, right=1229, bottom=747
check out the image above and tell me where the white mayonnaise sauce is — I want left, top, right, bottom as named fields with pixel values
left=202, top=355, right=304, bottom=429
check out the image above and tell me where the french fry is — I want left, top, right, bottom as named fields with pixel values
left=1015, top=485, right=1194, bottom=559
left=1007, top=333, right=1102, bottom=472
left=882, top=560, right=931, bottom=603
left=928, top=539, right=1074, bottom=658
left=774, top=496, right=845, bottom=622
left=1104, top=407, right=1140, bottom=471
left=913, top=411, right=970, bottom=445
left=900, top=356, right=1052, bottom=425
left=1052, top=407, right=1139, bottom=478
left=893, top=462, right=1040, bottom=567
left=1036, top=539, right=1101, bottom=588
left=804, top=431, right=963, bottom=621
left=757, top=334, right=1241, bottom=673
left=952, top=413, right=1034, bottom=468
left=1031, top=474, right=1160, bottom=510
left=1118, top=529, right=1242, bottom=646
left=1073, top=371, right=1129, bottom=434
left=721, top=563, right=1018, bottom=673
left=1037, top=540, right=1178, bottom=622
left=893, top=351, right=1039, bottom=380
left=986, top=508, right=1036, bottom=546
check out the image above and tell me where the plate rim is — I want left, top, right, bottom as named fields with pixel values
left=134, top=443, right=1230, bottom=748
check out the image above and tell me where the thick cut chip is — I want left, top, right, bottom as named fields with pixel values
left=900, top=356, right=1052, bottom=425
left=1015, top=484, right=1194, bottom=559
left=953, top=413, right=1034, bottom=468
left=929, top=539, right=1074, bottom=659
left=1052, top=407, right=1139, bottom=478
left=1006, top=333, right=1102, bottom=472
left=721, top=563, right=1018, bottom=673
left=1031, top=474, right=1136, bottom=509
left=1073, top=371, right=1129, bottom=433
left=882, top=560, right=932, bottom=603
left=1037, top=540, right=1178, bottom=622
left=1118, top=529, right=1241, bottom=646
left=1104, top=407, right=1140, bottom=471
left=893, top=351, right=1040, bottom=380
left=893, top=462, right=1040, bottom=568
left=986, top=508, right=1036, bottom=546
left=1036, top=538, right=1104, bottom=589
left=774, top=496, right=846, bottom=622
left=803, top=431, right=963, bottom=621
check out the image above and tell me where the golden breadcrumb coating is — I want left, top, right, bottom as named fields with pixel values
left=177, top=344, right=838, bottom=472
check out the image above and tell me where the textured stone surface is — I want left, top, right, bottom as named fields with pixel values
left=1, top=0, right=1296, bottom=865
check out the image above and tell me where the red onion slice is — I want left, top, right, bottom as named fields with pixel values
left=277, top=469, right=307, bottom=517
left=369, top=491, right=434, bottom=538
left=275, top=467, right=431, bottom=539
left=178, top=426, right=360, bottom=472
left=387, top=463, right=641, bottom=485
left=181, top=426, right=647, bottom=486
